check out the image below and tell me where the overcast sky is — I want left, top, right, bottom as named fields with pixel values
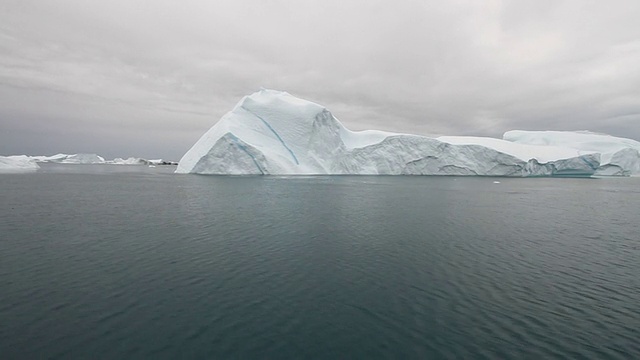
left=1, top=0, right=639, bottom=160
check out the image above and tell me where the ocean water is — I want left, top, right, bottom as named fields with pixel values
left=1, top=165, right=639, bottom=359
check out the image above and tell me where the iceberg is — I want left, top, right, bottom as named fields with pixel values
left=504, top=131, right=640, bottom=176
left=0, top=156, right=40, bottom=172
left=176, top=89, right=602, bottom=176
left=57, top=153, right=105, bottom=164
left=19, top=154, right=176, bottom=166
left=107, top=157, right=178, bottom=165
left=147, top=159, right=178, bottom=165
left=30, top=153, right=69, bottom=163
left=108, top=157, right=149, bottom=165
left=31, top=153, right=106, bottom=164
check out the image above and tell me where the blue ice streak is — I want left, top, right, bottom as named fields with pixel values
left=229, top=134, right=264, bottom=174
left=579, top=155, right=599, bottom=171
left=241, top=106, right=299, bottom=165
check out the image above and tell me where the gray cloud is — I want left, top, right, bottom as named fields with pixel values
left=1, top=0, right=639, bottom=160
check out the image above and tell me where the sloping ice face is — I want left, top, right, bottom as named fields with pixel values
left=176, top=89, right=633, bottom=176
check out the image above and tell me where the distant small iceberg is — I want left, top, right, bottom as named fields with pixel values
left=2, top=154, right=179, bottom=167
left=108, top=157, right=149, bottom=165
left=30, top=153, right=106, bottom=164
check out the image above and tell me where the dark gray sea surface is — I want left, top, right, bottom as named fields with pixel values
left=1, top=165, right=639, bottom=359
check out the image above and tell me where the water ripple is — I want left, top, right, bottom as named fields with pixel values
left=0, top=173, right=639, bottom=358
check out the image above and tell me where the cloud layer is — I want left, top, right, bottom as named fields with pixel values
left=1, top=0, right=639, bottom=159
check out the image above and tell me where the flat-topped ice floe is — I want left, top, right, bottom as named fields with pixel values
left=176, top=89, right=613, bottom=176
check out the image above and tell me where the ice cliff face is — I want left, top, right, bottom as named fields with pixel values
left=177, top=89, right=608, bottom=176
left=504, top=131, right=640, bottom=176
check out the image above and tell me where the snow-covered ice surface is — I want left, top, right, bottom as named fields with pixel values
left=177, top=89, right=604, bottom=177
left=0, top=156, right=40, bottom=172
left=504, top=131, right=640, bottom=175
left=436, top=136, right=596, bottom=164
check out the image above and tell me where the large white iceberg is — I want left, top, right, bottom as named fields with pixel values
left=177, top=89, right=605, bottom=176
left=504, top=131, right=640, bottom=176
left=0, top=156, right=40, bottom=172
